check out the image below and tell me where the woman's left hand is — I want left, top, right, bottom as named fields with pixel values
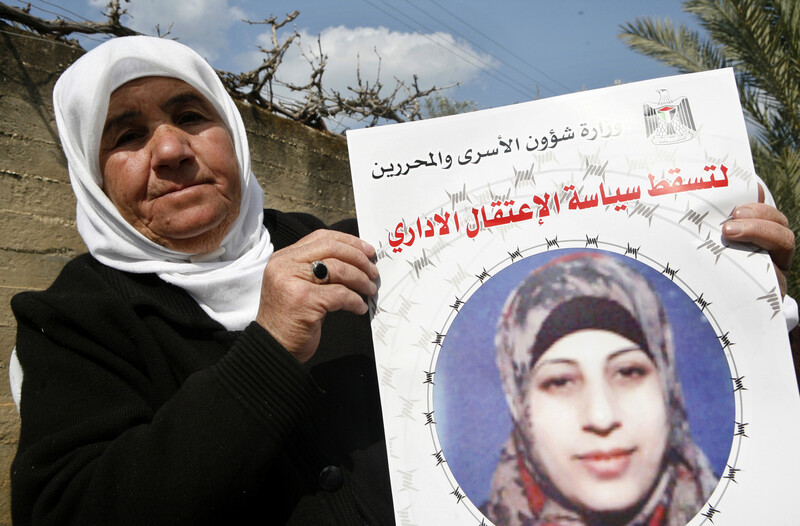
left=722, top=201, right=794, bottom=297
left=256, top=229, right=378, bottom=363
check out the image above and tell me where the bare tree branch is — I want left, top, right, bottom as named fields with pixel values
left=0, top=1, right=139, bottom=40
left=0, top=3, right=453, bottom=132
left=154, top=22, right=172, bottom=39
left=321, top=51, right=452, bottom=127
left=217, top=12, right=300, bottom=117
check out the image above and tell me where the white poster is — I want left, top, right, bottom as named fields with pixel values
left=347, top=69, right=800, bottom=525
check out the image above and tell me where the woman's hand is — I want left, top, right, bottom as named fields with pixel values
left=256, top=229, right=378, bottom=363
left=722, top=195, right=794, bottom=297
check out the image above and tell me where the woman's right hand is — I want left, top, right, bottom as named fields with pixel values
left=722, top=199, right=794, bottom=297
left=255, top=229, right=378, bottom=363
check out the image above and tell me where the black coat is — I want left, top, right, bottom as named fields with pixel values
left=10, top=210, right=394, bottom=525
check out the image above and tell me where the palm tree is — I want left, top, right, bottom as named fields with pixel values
left=620, top=0, right=800, bottom=296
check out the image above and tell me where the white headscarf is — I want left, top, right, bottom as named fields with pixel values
left=52, top=36, right=273, bottom=330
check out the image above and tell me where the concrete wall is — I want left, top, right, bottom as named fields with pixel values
left=0, top=24, right=356, bottom=525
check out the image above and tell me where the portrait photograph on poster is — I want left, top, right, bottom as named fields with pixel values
left=435, top=249, right=732, bottom=525
left=347, top=69, right=800, bottom=524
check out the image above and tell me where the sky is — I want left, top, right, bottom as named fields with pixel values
left=20, top=0, right=703, bottom=131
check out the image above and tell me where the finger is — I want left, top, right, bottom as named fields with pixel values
left=292, top=229, right=376, bottom=261
left=317, top=257, right=378, bottom=297
left=722, top=218, right=795, bottom=270
left=757, top=182, right=765, bottom=204
left=311, top=243, right=378, bottom=281
left=291, top=232, right=378, bottom=280
left=731, top=202, right=789, bottom=227
left=264, top=242, right=376, bottom=302
left=315, top=283, right=370, bottom=316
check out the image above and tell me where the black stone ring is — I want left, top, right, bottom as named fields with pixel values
left=311, top=260, right=329, bottom=283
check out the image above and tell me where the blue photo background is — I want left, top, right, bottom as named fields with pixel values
left=433, top=248, right=733, bottom=505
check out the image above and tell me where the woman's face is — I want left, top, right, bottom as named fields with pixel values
left=523, top=328, right=669, bottom=514
left=99, top=77, right=241, bottom=254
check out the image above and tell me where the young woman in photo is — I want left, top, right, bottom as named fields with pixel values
left=484, top=252, right=718, bottom=526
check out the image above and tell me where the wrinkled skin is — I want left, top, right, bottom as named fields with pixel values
left=100, top=77, right=241, bottom=255
left=100, top=77, right=378, bottom=363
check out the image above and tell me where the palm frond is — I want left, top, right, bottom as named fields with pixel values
left=620, top=0, right=800, bottom=299
left=619, top=17, right=727, bottom=73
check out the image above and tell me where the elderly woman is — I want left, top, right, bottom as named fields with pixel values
left=10, top=36, right=391, bottom=525
left=484, top=253, right=722, bottom=526
left=8, top=35, right=795, bottom=526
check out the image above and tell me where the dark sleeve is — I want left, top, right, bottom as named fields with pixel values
left=10, top=289, right=334, bottom=525
left=11, top=216, right=393, bottom=526
left=262, top=209, right=359, bottom=249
